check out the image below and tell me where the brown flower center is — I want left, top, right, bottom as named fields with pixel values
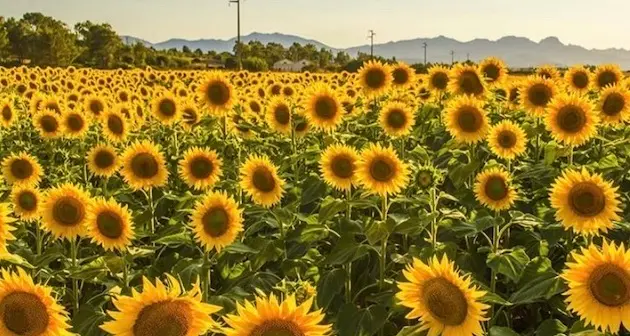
left=331, top=155, right=355, bottom=179
left=131, top=153, right=159, bottom=179
left=107, top=115, right=124, bottom=135
left=457, top=70, right=484, bottom=96
left=202, top=207, right=230, bottom=237
left=386, top=109, right=407, bottom=130
left=0, top=292, right=49, bottom=335
left=1, top=106, right=12, bottom=121
left=314, top=96, right=338, bottom=120
left=422, top=277, right=468, bottom=326
left=365, top=68, right=387, bottom=89
left=457, top=107, right=483, bottom=133
left=482, top=64, right=500, bottom=82
left=556, top=105, right=586, bottom=133
left=602, top=92, right=625, bottom=117
left=597, top=71, right=618, bottom=89
left=392, top=68, right=410, bottom=85
left=52, top=196, right=85, bottom=226
left=94, top=150, right=115, bottom=169
left=527, top=83, right=552, bottom=107
left=97, top=210, right=124, bottom=239
left=484, top=176, right=509, bottom=201
left=571, top=72, right=589, bottom=89
left=274, top=105, right=291, bottom=125
left=369, top=158, right=395, bottom=182
left=189, top=156, right=214, bottom=179
left=66, top=113, right=85, bottom=132
left=252, top=167, right=277, bottom=193
left=158, top=99, right=176, bottom=118
left=133, top=301, right=192, bottom=336
left=89, top=100, right=104, bottom=116
left=589, top=264, right=630, bottom=307
left=17, top=191, right=37, bottom=211
left=10, top=159, right=34, bottom=180
left=497, top=130, right=517, bottom=149
left=249, top=319, right=305, bottom=336
left=205, top=81, right=231, bottom=106
left=40, top=115, right=59, bottom=133
left=569, top=182, right=606, bottom=217
left=430, top=72, right=449, bottom=90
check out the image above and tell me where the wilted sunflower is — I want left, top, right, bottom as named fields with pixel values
left=303, top=84, right=344, bottom=133
left=356, top=143, right=409, bottom=196
left=550, top=168, right=621, bottom=235
left=191, top=191, right=243, bottom=252
left=101, top=110, right=129, bottom=142
left=416, top=165, right=443, bottom=190
left=0, top=100, right=16, bottom=128
left=593, top=64, right=623, bottom=90
left=240, top=155, right=285, bottom=208
left=87, top=144, right=120, bottom=178
left=448, top=64, right=487, bottom=98
left=266, top=97, right=292, bottom=135
left=84, top=95, right=106, bottom=118
left=519, top=76, right=557, bottom=117
left=41, top=183, right=91, bottom=240
left=10, top=186, right=41, bottom=222
left=120, top=141, right=169, bottom=191
left=536, top=64, right=561, bottom=81
left=33, top=110, right=61, bottom=139
left=487, top=120, right=528, bottom=160
left=545, top=94, right=598, bottom=147
left=397, top=255, right=488, bottom=336
left=357, top=60, right=393, bottom=97
left=1, top=152, right=42, bottom=187
left=562, top=241, right=630, bottom=334
left=222, top=294, right=331, bottom=336
left=0, top=268, right=73, bottom=336
left=151, top=92, right=181, bottom=125
left=100, top=275, right=221, bottom=336
left=61, top=110, right=89, bottom=138
left=319, top=144, right=360, bottom=191
left=474, top=167, right=517, bottom=211
left=444, top=95, right=489, bottom=144
left=198, top=72, right=236, bottom=116
left=427, top=65, right=450, bottom=94
left=479, top=57, right=508, bottom=87
left=564, top=65, right=592, bottom=95
left=379, top=101, right=415, bottom=138
left=87, top=198, right=134, bottom=251
left=391, top=62, right=416, bottom=88
left=178, top=147, right=223, bottom=190
left=596, top=85, right=630, bottom=125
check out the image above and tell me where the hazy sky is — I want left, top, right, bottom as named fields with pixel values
left=2, top=0, right=629, bottom=49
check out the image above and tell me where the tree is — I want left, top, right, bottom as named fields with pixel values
left=75, top=21, right=122, bottom=68
left=21, top=13, right=81, bottom=66
left=243, top=56, right=268, bottom=72
left=334, top=51, right=351, bottom=67
left=194, top=48, right=203, bottom=56
left=318, top=48, right=333, bottom=68
left=182, top=45, right=191, bottom=54
left=0, top=17, right=8, bottom=59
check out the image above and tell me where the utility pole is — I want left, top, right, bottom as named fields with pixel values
left=450, top=50, right=455, bottom=65
left=229, top=0, right=242, bottom=70
left=367, top=30, right=376, bottom=59
left=422, top=42, right=427, bottom=65
left=467, top=53, right=470, bottom=62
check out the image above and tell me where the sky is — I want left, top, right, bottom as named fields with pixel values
left=2, top=0, right=630, bottom=50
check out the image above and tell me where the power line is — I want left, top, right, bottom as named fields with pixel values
left=367, top=30, right=376, bottom=59
left=229, top=0, right=242, bottom=70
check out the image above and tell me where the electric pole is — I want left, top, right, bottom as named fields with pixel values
left=467, top=53, right=470, bottom=62
left=229, top=0, right=242, bottom=70
left=450, top=50, right=455, bottom=65
left=367, top=30, right=376, bottom=59
left=422, top=42, right=427, bottom=66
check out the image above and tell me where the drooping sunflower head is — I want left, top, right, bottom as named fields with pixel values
left=319, top=144, right=360, bottom=192
left=396, top=255, right=489, bottom=336
left=391, top=62, right=415, bottom=88
left=33, top=109, right=61, bottom=139
left=448, top=64, right=487, bottom=98
left=10, top=186, right=41, bottom=222
left=1, top=152, right=42, bottom=187
left=550, top=168, right=621, bottom=236
left=191, top=191, right=243, bottom=253
left=266, top=97, right=292, bottom=135
left=240, top=155, right=285, bottom=208
left=562, top=241, right=630, bottom=333
left=222, top=294, right=331, bottom=336
left=101, top=110, right=129, bottom=142
left=178, top=147, right=223, bottom=191
left=536, top=65, right=561, bottom=81
left=181, top=101, right=201, bottom=131
left=416, top=165, right=443, bottom=191
left=356, top=143, right=409, bottom=196
left=519, top=76, right=557, bottom=117
left=198, top=72, right=236, bottom=116
left=87, top=144, right=120, bottom=178
left=303, top=84, right=343, bottom=133
left=479, top=57, right=508, bottom=87
left=427, top=65, right=450, bottom=93
left=545, top=94, right=599, bottom=147
left=87, top=198, right=134, bottom=251
left=474, top=167, right=517, bottom=211
left=357, top=60, right=393, bottom=97
left=293, top=116, right=310, bottom=139
left=151, top=92, right=181, bottom=125
left=120, top=141, right=169, bottom=191
left=379, top=101, right=415, bottom=138
left=596, top=85, right=630, bottom=126
left=61, top=110, right=89, bottom=139
left=594, top=64, right=623, bottom=90
left=0, top=99, right=16, bottom=128
left=564, top=65, right=592, bottom=95
left=487, top=120, right=528, bottom=160
left=101, top=274, right=222, bottom=336
left=444, top=95, right=489, bottom=144
left=0, top=267, right=72, bottom=336
left=41, top=183, right=91, bottom=240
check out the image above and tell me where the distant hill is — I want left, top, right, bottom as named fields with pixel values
left=121, top=32, right=630, bottom=69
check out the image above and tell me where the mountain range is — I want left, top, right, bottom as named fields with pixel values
left=121, top=32, right=630, bottom=69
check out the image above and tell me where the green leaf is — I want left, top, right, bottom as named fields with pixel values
left=365, top=220, right=389, bottom=245
left=536, top=319, right=567, bottom=336
left=489, top=326, right=520, bottom=336
left=1, top=253, right=34, bottom=269
left=482, top=291, right=512, bottom=306
left=510, top=274, right=566, bottom=305
left=301, top=176, right=327, bottom=206
left=223, top=242, right=259, bottom=254
left=395, top=325, right=426, bottom=336
left=319, top=197, right=346, bottom=223
left=153, top=231, right=191, bottom=246
left=544, top=142, right=558, bottom=165
left=487, top=248, right=530, bottom=283
left=317, top=268, right=346, bottom=310
left=323, top=236, right=370, bottom=265
left=359, top=305, right=388, bottom=336
left=337, top=303, right=362, bottom=336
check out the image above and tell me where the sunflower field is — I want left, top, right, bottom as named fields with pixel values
left=0, top=59, right=629, bottom=336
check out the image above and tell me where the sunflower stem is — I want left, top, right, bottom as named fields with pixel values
left=490, top=211, right=501, bottom=322
left=148, top=188, right=155, bottom=234
left=345, top=188, right=353, bottom=303
left=69, top=238, right=80, bottom=315
left=535, top=117, right=541, bottom=162
left=173, top=127, right=179, bottom=157
left=203, top=250, right=214, bottom=302
left=379, top=194, right=389, bottom=291
left=506, top=159, right=512, bottom=174
left=430, top=187, right=438, bottom=251
left=568, top=145, right=574, bottom=167
left=121, top=250, right=129, bottom=293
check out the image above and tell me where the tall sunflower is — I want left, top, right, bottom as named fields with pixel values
left=0, top=204, right=16, bottom=255
left=198, top=72, right=236, bottom=116
left=151, top=92, right=181, bottom=125
left=87, top=144, right=120, bottom=178
left=33, top=110, right=61, bottom=139
left=0, top=100, right=16, bottom=128
left=101, top=110, right=129, bottom=142
left=100, top=275, right=221, bottom=336
left=379, top=101, right=415, bottom=138
left=487, top=120, right=528, bottom=160
left=519, top=76, right=557, bottom=117
left=61, top=110, right=89, bottom=139
left=448, top=64, right=487, bottom=98
left=391, top=62, right=416, bottom=88
left=0, top=268, right=73, bottom=336
left=190, top=191, right=243, bottom=252
left=397, top=255, right=488, bottom=336
left=1, top=152, right=42, bottom=187
left=356, top=143, right=409, bottom=196
left=10, top=186, right=41, bottom=222
left=427, top=65, right=450, bottom=94
left=120, top=141, right=169, bottom=191
left=319, top=144, right=360, bottom=191
left=444, top=95, right=489, bottom=144
left=536, top=65, right=561, bottom=81
left=593, top=64, right=623, bottom=90
left=87, top=198, right=134, bottom=251
left=596, top=85, right=630, bottom=125
left=474, top=167, right=517, bottom=211
left=222, top=294, right=331, bottom=336
left=41, top=183, right=91, bottom=240
left=564, top=65, right=592, bottom=95
left=545, top=94, right=599, bottom=147
left=479, top=57, right=508, bottom=87
left=239, top=155, right=285, bottom=208
left=266, top=97, right=292, bottom=135
left=303, top=84, right=344, bottom=133
left=357, top=60, right=393, bottom=98
left=178, top=147, right=223, bottom=191
left=550, top=168, right=621, bottom=236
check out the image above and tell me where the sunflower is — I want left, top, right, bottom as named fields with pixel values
left=178, top=147, right=223, bottom=190
left=222, top=294, right=331, bottom=336
left=101, top=110, right=129, bottom=143
left=356, top=143, right=409, bottom=196
left=0, top=100, right=16, bottom=128
left=506, top=80, right=522, bottom=110
left=240, top=155, right=285, bottom=208
left=84, top=95, right=106, bottom=118
left=87, top=198, right=134, bottom=251
left=487, top=120, right=527, bottom=160
left=120, top=141, right=169, bottom=191
left=379, top=101, right=415, bottom=138
left=0, top=268, right=73, bottom=336
left=593, top=64, right=623, bottom=90
left=33, top=110, right=61, bottom=139
left=550, top=168, right=621, bottom=236
left=151, top=92, right=181, bottom=125
left=60, top=110, right=89, bottom=138
left=1, top=153, right=42, bottom=187
left=100, top=274, right=221, bottom=336
left=479, top=57, right=507, bottom=87
left=87, top=144, right=120, bottom=178
left=545, top=94, right=599, bottom=147
left=416, top=165, right=443, bottom=191
left=293, top=117, right=310, bottom=138
left=319, top=144, right=360, bottom=191
left=596, top=85, right=630, bottom=125
left=391, top=62, right=416, bottom=88
left=190, top=191, right=242, bottom=252
left=474, top=167, right=517, bottom=211
left=564, top=65, right=592, bottom=95
left=10, top=186, right=41, bottom=222
left=448, top=64, right=487, bottom=98
left=417, top=85, right=434, bottom=104
left=536, top=65, right=561, bottom=81
left=397, top=255, right=488, bottom=336
left=444, top=95, right=489, bottom=144
left=303, top=84, right=343, bottom=133
left=266, top=97, right=292, bottom=135
left=357, top=60, right=393, bottom=97
left=562, top=241, right=630, bottom=334
left=41, top=183, right=91, bottom=240
left=519, top=76, right=557, bottom=117
left=181, top=101, right=201, bottom=131
left=198, top=72, right=236, bottom=116
left=0, top=204, right=16, bottom=254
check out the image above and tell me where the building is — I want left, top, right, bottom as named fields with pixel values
left=272, top=59, right=312, bottom=72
